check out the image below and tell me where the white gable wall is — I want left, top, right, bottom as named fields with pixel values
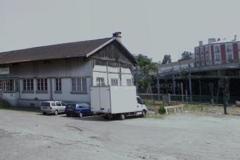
left=93, top=65, right=133, bottom=86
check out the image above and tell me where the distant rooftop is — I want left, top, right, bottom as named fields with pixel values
left=198, top=35, right=239, bottom=47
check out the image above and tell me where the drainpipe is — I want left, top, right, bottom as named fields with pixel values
left=50, top=78, right=53, bottom=100
left=106, top=61, right=109, bottom=86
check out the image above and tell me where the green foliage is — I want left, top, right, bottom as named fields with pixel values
left=136, top=54, right=152, bottom=68
left=179, top=51, right=193, bottom=61
left=0, top=99, right=10, bottom=109
left=158, top=104, right=166, bottom=114
left=162, top=54, right=171, bottom=64
left=135, top=54, right=158, bottom=93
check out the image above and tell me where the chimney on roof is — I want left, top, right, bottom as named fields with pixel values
left=113, top=32, right=122, bottom=42
left=199, top=41, right=203, bottom=46
left=233, top=35, right=237, bottom=41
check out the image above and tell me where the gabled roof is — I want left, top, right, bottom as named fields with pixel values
left=0, top=37, right=136, bottom=65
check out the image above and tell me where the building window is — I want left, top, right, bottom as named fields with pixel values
left=72, top=77, right=87, bottom=93
left=111, top=78, right=118, bottom=86
left=0, top=81, right=2, bottom=91
left=96, top=77, right=105, bottom=86
left=37, top=78, right=48, bottom=92
left=214, top=46, right=220, bottom=53
left=227, top=53, right=233, bottom=63
left=214, top=46, right=221, bottom=63
left=226, top=44, right=233, bottom=52
left=205, top=46, right=211, bottom=65
left=226, top=44, right=233, bottom=63
left=55, top=78, right=62, bottom=92
left=23, top=79, right=34, bottom=92
left=0, top=80, right=15, bottom=92
left=7, top=80, right=14, bottom=91
left=126, top=79, right=132, bottom=86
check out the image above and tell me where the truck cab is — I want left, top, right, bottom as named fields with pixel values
left=137, top=96, right=148, bottom=116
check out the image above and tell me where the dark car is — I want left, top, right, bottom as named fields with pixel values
left=65, top=103, right=92, bottom=118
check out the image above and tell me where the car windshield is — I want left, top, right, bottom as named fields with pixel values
left=56, top=102, right=61, bottom=106
left=41, top=102, right=50, bottom=107
left=77, top=103, right=89, bottom=108
left=137, top=97, right=144, bottom=104
left=67, top=104, right=76, bottom=108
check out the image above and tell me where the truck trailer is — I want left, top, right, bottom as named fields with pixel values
left=90, top=86, right=147, bottom=120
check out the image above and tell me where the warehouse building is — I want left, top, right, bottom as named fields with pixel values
left=0, top=32, right=136, bottom=106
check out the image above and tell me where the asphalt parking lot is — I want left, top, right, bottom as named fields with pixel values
left=0, top=109, right=240, bottom=160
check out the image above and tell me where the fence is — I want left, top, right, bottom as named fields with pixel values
left=138, top=93, right=239, bottom=106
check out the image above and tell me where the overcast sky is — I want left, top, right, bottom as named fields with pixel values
left=1, top=0, right=240, bottom=62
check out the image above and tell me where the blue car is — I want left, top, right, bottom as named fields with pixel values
left=65, top=103, right=92, bottom=118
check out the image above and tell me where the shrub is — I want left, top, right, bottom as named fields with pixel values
left=0, top=99, right=10, bottom=108
left=158, top=104, right=166, bottom=114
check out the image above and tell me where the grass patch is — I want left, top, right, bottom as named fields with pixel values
left=183, top=104, right=209, bottom=112
left=146, top=112, right=165, bottom=119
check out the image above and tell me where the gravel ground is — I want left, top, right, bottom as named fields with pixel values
left=0, top=110, right=240, bottom=160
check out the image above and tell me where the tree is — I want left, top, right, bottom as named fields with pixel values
left=179, top=51, right=193, bottom=61
left=162, top=54, right=171, bottom=64
left=134, top=54, right=158, bottom=93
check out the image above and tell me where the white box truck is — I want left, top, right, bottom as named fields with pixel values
left=90, top=86, right=147, bottom=120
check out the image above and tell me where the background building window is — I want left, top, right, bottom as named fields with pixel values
left=226, top=45, right=233, bottom=52
left=111, top=78, right=118, bottom=86
left=72, top=77, right=87, bottom=93
left=37, top=78, right=48, bottom=92
left=96, top=77, right=105, bottom=86
left=226, top=44, right=233, bottom=63
left=214, top=46, right=220, bottom=53
left=126, top=79, right=132, bottom=86
left=214, top=46, right=221, bottom=63
left=23, top=79, right=34, bottom=92
left=55, top=78, right=62, bottom=92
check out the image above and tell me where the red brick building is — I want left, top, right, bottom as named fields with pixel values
left=195, top=38, right=240, bottom=67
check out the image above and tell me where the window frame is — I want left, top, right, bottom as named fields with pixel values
left=23, top=79, right=34, bottom=93
left=0, top=80, right=15, bottom=92
left=55, top=78, right=62, bottom=93
left=36, top=78, right=48, bottom=93
left=214, top=45, right=221, bottom=63
left=71, top=77, right=87, bottom=94
left=96, top=77, right=105, bottom=86
left=111, top=78, right=119, bottom=86
left=226, top=44, right=234, bottom=63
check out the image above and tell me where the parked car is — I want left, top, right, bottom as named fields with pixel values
left=65, top=103, right=92, bottom=118
left=40, top=101, right=66, bottom=115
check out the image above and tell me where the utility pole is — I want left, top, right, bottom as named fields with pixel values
left=157, top=67, right=160, bottom=100
left=219, top=78, right=229, bottom=115
left=223, top=78, right=229, bottom=115
left=172, top=74, right=176, bottom=95
left=188, top=64, right=192, bottom=102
